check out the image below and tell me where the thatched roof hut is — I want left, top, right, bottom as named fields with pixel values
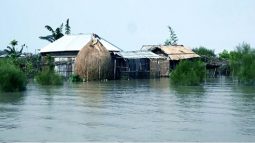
left=141, top=45, right=200, bottom=60
left=75, top=38, right=112, bottom=81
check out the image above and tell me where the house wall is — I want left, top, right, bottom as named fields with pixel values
left=150, top=59, right=170, bottom=77
left=149, top=60, right=160, bottom=78
left=41, top=51, right=78, bottom=77
left=54, top=57, right=75, bottom=77
left=159, top=60, right=170, bottom=77
left=116, top=58, right=151, bottom=79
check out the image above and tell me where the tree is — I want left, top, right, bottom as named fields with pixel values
left=39, top=19, right=71, bottom=42
left=228, top=43, right=255, bottom=84
left=4, top=40, right=25, bottom=58
left=219, top=49, right=230, bottom=60
left=192, top=46, right=216, bottom=58
left=164, top=26, right=178, bottom=46
left=39, top=24, right=64, bottom=42
left=65, top=18, right=71, bottom=35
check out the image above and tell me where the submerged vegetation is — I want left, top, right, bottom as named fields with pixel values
left=223, top=43, right=255, bottom=85
left=35, top=55, right=63, bottom=85
left=170, top=60, right=206, bottom=85
left=191, top=43, right=255, bottom=85
left=35, top=69, right=63, bottom=85
left=69, top=74, right=82, bottom=82
left=0, top=60, right=27, bottom=92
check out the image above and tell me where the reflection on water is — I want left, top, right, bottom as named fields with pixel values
left=0, top=92, right=25, bottom=104
left=0, top=77, right=255, bottom=141
left=0, top=92, right=25, bottom=132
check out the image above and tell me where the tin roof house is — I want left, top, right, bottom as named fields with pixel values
left=114, top=51, right=166, bottom=79
left=39, top=33, right=121, bottom=77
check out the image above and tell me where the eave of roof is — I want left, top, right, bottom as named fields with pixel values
left=116, top=51, right=165, bottom=59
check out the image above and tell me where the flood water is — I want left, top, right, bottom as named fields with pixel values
left=0, top=77, right=255, bottom=141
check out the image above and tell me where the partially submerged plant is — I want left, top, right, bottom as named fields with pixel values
left=0, top=60, right=27, bottom=92
left=170, top=60, right=206, bottom=85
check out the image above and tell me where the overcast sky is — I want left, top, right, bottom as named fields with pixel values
left=1, top=0, right=255, bottom=54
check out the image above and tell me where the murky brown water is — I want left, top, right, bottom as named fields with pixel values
left=0, top=77, right=255, bottom=141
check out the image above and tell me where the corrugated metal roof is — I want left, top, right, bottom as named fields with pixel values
left=40, top=34, right=121, bottom=53
left=141, top=45, right=161, bottom=51
left=117, top=51, right=165, bottom=59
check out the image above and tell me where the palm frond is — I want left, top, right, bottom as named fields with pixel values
left=55, top=28, right=64, bottom=40
left=39, top=35, right=55, bottom=43
left=4, top=49, right=11, bottom=54
left=59, top=23, right=63, bottom=33
left=45, top=25, right=55, bottom=34
left=19, top=44, right=25, bottom=54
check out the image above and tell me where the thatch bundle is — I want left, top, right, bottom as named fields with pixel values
left=75, top=38, right=112, bottom=81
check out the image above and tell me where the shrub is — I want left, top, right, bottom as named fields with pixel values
left=229, top=43, right=255, bottom=85
left=170, top=60, right=206, bottom=85
left=35, top=69, right=63, bottom=85
left=193, top=46, right=216, bottom=58
left=69, top=74, right=82, bottom=82
left=0, top=60, right=27, bottom=92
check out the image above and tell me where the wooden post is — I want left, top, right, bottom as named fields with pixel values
left=98, top=60, right=101, bottom=80
left=114, top=59, right=116, bottom=80
left=157, top=59, right=160, bottom=78
left=87, top=70, right=88, bottom=82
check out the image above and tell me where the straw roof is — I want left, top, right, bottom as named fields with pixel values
left=75, top=38, right=112, bottom=81
left=161, top=45, right=200, bottom=60
left=141, top=45, right=200, bottom=60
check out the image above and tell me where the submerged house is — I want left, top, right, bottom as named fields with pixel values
left=141, top=45, right=200, bottom=76
left=40, top=33, right=121, bottom=77
left=39, top=34, right=200, bottom=80
left=114, top=51, right=166, bottom=79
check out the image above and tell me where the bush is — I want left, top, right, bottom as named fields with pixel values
left=193, top=46, right=216, bottom=58
left=0, top=60, right=27, bottom=92
left=170, top=60, right=206, bottom=85
left=69, top=74, right=82, bottom=82
left=229, top=43, right=255, bottom=85
left=35, top=69, right=63, bottom=85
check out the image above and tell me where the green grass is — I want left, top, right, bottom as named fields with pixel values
left=0, top=60, right=27, bottom=92
left=170, top=60, right=206, bottom=85
left=35, top=69, right=63, bottom=85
